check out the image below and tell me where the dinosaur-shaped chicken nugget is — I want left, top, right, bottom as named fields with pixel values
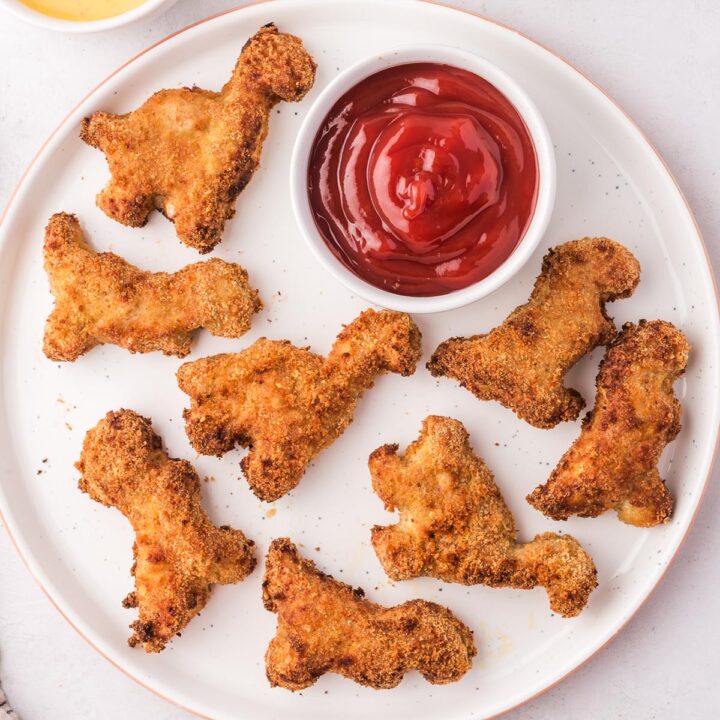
left=528, top=320, right=689, bottom=527
left=43, top=213, right=262, bottom=360
left=262, top=538, right=476, bottom=690
left=371, top=416, right=597, bottom=617
left=76, top=409, right=256, bottom=652
left=428, top=238, right=641, bottom=428
left=81, top=24, right=316, bottom=252
left=177, top=308, right=422, bottom=502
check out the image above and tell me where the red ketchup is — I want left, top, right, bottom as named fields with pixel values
left=307, top=63, right=539, bottom=296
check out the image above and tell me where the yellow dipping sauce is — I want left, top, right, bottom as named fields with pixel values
left=20, top=0, right=146, bottom=21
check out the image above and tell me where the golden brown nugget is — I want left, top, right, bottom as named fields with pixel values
left=178, top=309, right=422, bottom=502
left=528, top=320, right=689, bottom=527
left=428, top=238, right=641, bottom=428
left=76, top=409, right=256, bottom=652
left=262, top=538, right=476, bottom=690
left=43, top=213, right=262, bottom=361
left=80, top=24, right=316, bottom=252
left=371, top=416, right=597, bottom=617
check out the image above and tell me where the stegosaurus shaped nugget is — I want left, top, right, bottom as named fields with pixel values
left=81, top=24, right=316, bottom=252
left=262, top=538, right=476, bottom=690
left=76, top=409, right=256, bottom=652
left=177, top=309, right=422, bottom=502
left=370, top=416, right=597, bottom=617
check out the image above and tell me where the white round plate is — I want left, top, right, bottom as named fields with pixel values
left=0, top=2, right=718, bottom=719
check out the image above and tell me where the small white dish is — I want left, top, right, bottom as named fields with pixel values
left=290, top=44, right=556, bottom=313
left=0, top=0, right=177, bottom=32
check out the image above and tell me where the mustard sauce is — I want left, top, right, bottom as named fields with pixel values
left=20, top=0, right=146, bottom=21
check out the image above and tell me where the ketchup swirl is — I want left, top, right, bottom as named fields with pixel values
left=307, top=63, right=538, bottom=296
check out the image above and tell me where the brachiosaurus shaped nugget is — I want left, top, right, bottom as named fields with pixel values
left=80, top=24, right=317, bottom=252
left=177, top=309, right=422, bottom=502
left=76, top=409, right=256, bottom=652
left=528, top=320, right=689, bottom=527
left=428, top=238, right=641, bottom=428
left=262, top=538, right=476, bottom=690
left=370, top=416, right=597, bottom=617
left=43, top=213, right=262, bottom=361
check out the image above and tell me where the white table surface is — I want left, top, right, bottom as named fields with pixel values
left=0, top=1, right=718, bottom=718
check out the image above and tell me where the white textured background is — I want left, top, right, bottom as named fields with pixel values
left=0, top=1, right=718, bottom=718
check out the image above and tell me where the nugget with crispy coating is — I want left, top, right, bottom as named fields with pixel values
left=428, top=238, right=641, bottom=428
left=262, top=538, right=476, bottom=690
left=80, top=24, right=316, bottom=252
left=528, top=320, right=689, bottom=527
left=178, top=309, right=422, bottom=502
left=76, top=409, right=256, bottom=652
left=371, top=416, right=596, bottom=617
left=43, top=213, right=262, bottom=361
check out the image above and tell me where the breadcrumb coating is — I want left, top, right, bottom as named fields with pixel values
left=43, top=213, right=262, bottom=360
left=76, top=409, right=256, bottom=652
left=428, top=238, right=641, bottom=428
left=370, top=416, right=597, bottom=617
left=80, top=24, right=316, bottom=252
left=528, top=320, right=689, bottom=527
left=177, top=309, right=422, bottom=502
left=262, top=538, right=476, bottom=690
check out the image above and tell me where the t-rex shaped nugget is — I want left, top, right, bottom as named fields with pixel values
left=528, top=320, right=689, bottom=527
left=370, top=416, right=597, bottom=617
left=262, top=538, right=476, bottom=690
left=43, top=212, right=262, bottom=361
left=76, top=409, right=256, bottom=652
left=177, top=309, right=422, bottom=502
left=428, top=238, right=641, bottom=428
left=80, top=24, right=316, bottom=252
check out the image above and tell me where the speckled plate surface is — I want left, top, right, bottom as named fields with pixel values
left=0, top=2, right=718, bottom=719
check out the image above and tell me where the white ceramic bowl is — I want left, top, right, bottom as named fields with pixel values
left=290, top=45, right=556, bottom=313
left=0, top=0, right=177, bottom=32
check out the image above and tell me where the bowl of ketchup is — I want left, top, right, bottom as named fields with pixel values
left=290, top=45, right=556, bottom=313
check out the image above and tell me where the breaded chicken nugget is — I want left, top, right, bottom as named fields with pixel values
left=371, top=416, right=597, bottom=617
left=428, top=238, right=641, bottom=428
left=177, top=309, right=422, bottom=502
left=528, top=320, right=689, bottom=527
left=80, top=24, right=316, bottom=252
left=262, top=538, right=476, bottom=690
left=43, top=213, right=262, bottom=361
left=76, top=409, right=256, bottom=652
